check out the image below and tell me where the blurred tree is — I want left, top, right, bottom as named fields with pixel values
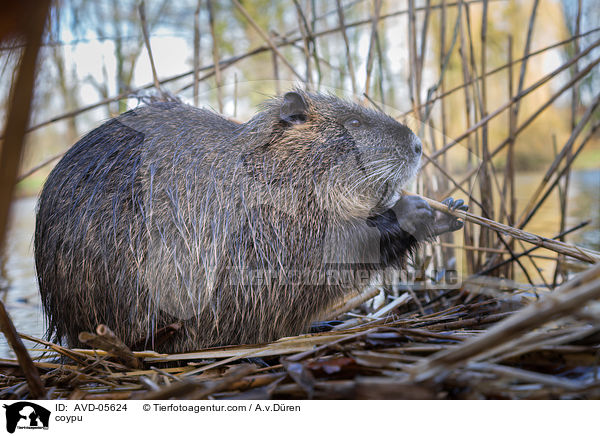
left=65, top=0, right=173, bottom=114
left=48, top=7, right=80, bottom=141
left=561, top=0, right=600, bottom=110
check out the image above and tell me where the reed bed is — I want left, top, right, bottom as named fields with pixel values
left=1, top=0, right=599, bottom=400
left=1, top=262, right=600, bottom=399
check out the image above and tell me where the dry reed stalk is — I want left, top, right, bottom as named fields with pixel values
left=517, top=92, right=600, bottom=229
left=363, top=92, right=385, bottom=112
left=18, top=333, right=102, bottom=365
left=16, top=151, right=64, bottom=182
left=0, top=359, right=78, bottom=371
left=426, top=312, right=511, bottom=331
left=332, top=293, right=412, bottom=330
left=410, top=26, right=600, bottom=119
left=232, top=0, right=305, bottom=82
left=426, top=38, right=600, bottom=165
left=142, top=364, right=256, bottom=400
left=374, top=14, right=386, bottom=104
left=555, top=2, right=583, bottom=285
left=206, top=0, right=223, bottom=112
left=325, top=285, right=382, bottom=320
left=456, top=0, right=476, bottom=273
left=363, top=0, right=383, bottom=96
left=192, top=0, right=201, bottom=107
left=439, top=242, right=523, bottom=254
left=0, top=1, right=50, bottom=251
left=417, top=0, right=431, bottom=103
left=306, top=1, right=323, bottom=87
left=335, top=0, right=357, bottom=94
left=0, top=301, right=46, bottom=398
left=477, top=0, right=494, bottom=269
left=435, top=0, right=453, bottom=192
left=411, top=264, right=600, bottom=381
left=222, top=372, right=286, bottom=393
left=143, top=331, right=362, bottom=363
left=514, top=0, right=539, bottom=118
left=403, top=190, right=600, bottom=264
left=60, top=368, right=122, bottom=389
left=408, top=0, right=419, bottom=118
left=78, top=324, right=141, bottom=369
left=467, top=362, right=586, bottom=390
left=69, top=348, right=165, bottom=359
left=441, top=52, right=600, bottom=200
left=504, top=35, right=516, bottom=278
left=292, top=0, right=313, bottom=88
left=489, top=324, right=600, bottom=365
left=138, top=0, right=163, bottom=98
left=285, top=328, right=379, bottom=363
left=476, top=221, right=590, bottom=276
left=554, top=135, right=569, bottom=286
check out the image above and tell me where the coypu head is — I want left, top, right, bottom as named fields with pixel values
left=241, top=89, right=422, bottom=220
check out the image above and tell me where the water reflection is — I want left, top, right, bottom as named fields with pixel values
left=1, top=197, right=45, bottom=359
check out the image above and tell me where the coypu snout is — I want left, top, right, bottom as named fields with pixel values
left=392, top=123, right=422, bottom=170
left=412, top=134, right=422, bottom=155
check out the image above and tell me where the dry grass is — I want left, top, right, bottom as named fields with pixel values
left=1, top=264, right=599, bottom=399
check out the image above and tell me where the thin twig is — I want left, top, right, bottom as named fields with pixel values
left=138, top=0, right=164, bottom=96
left=403, top=191, right=600, bottom=264
left=441, top=53, right=600, bottom=199
left=364, top=0, right=383, bottom=96
left=335, top=0, right=357, bottom=94
left=0, top=301, right=47, bottom=398
left=193, top=0, right=202, bottom=107
left=206, top=0, right=223, bottom=112
left=232, top=0, right=305, bottom=82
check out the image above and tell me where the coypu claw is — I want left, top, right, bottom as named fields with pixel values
left=444, top=197, right=467, bottom=211
left=433, top=197, right=468, bottom=235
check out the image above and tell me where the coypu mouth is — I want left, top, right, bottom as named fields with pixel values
left=371, top=156, right=419, bottom=210
left=377, top=181, right=402, bottom=210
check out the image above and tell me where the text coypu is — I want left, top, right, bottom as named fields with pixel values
left=34, top=89, right=467, bottom=353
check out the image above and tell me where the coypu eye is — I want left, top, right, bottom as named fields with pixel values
left=347, top=118, right=361, bottom=128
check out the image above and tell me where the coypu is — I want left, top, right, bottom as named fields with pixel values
left=34, top=89, right=467, bottom=353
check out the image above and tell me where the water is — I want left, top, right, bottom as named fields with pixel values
left=1, top=196, right=45, bottom=359
left=1, top=169, right=598, bottom=358
left=567, top=170, right=600, bottom=249
left=504, top=169, right=600, bottom=282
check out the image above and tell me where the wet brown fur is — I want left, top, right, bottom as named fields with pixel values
left=34, top=89, right=423, bottom=353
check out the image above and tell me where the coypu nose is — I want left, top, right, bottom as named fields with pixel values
left=413, top=138, right=422, bottom=155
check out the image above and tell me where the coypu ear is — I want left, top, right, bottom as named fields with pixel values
left=280, top=91, right=308, bottom=124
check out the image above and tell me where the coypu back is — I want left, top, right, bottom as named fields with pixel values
left=35, top=90, right=425, bottom=353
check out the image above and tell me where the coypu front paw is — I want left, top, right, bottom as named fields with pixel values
left=432, top=197, right=468, bottom=235
left=388, top=195, right=468, bottom=239
left=393, top=195, right=436, bottom=240
left=365, top=195, right=467, bottom=267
